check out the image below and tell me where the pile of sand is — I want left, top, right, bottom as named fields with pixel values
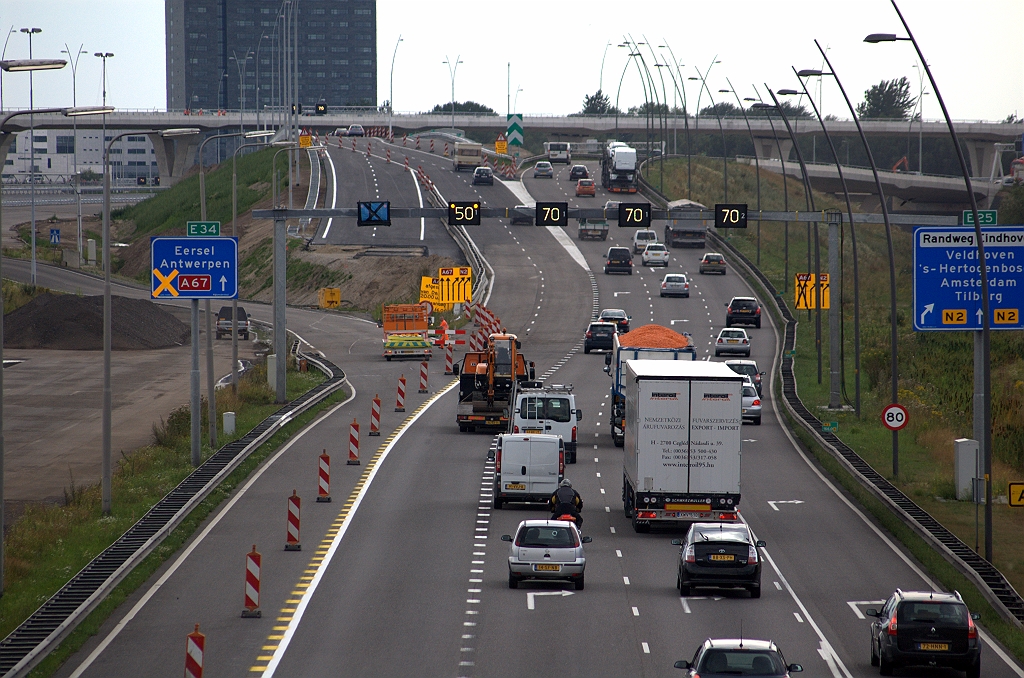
left=4, top=294, right=190, bottom=350
left=617, top=324, right=691, bottom=348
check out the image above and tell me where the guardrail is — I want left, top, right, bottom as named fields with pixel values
left=707, top=228, right=1024, bottom=629
left=0, top=348, right=348, bottom=676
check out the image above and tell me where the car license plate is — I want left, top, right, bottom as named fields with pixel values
left=524, top=428, right=543, bottom=434
left=727, top=339, right=738, bottom=344
left=504, top=483, right=526, bottom=490
left=534, top=564, right=561, bottom=572
left=918, top=643, right=949, bottom=651
left=664, top=510, right=709, bottom=519
left=709, top=554, right=735, bottom=562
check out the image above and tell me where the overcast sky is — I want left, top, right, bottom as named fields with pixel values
left=2, top=0, right=1021, bottom=123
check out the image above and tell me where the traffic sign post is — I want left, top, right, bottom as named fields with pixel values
left=913, top=226, right=1024, bottom=331
left=151, top=237, right=239, bottom=299
left=49, top=229, right=60, bottom=245
left=495, top=132, right=508, bottom=156
left=881, top=403, right=909, bottom=431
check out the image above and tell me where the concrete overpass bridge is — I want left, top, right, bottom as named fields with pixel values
left=2, top=110, right=1020, bottom=191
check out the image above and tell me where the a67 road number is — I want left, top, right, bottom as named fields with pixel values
left=881, top=403, right=909, bottom=431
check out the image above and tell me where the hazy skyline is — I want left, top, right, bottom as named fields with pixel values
left=1, top=0, right=1021, bottom=123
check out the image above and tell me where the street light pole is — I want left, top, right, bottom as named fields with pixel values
left=442, top=55, right=463, bottom=132
left=388, top=35, right=402, bottom=141
left=815, top=39, right=901, bottom=478
left=692, top=67, right=728, bottom=202
left=660, top=42, right=691, bottom=198
left=722, top=80, right=760, bottom=258
left=61, top=43, right=87, bottom=258
left=21, top=28, right=42, bottom=286
left=598, top=40, right=612, bottom=94
left=868, top=0, right=995, bottom=559
left=796, top=67, right=862, bottom=417
left=751, top=92, right=791, bottom=292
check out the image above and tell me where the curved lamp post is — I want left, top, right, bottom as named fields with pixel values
left=658, top=42, right=691, bottom=196
left=750, top=94, right=791, bottom=292
left=722, top=81, right=759, bottom=220
left=796, top=67, right=862, bottom=417
left=442, top=55, right=463, bottom=132
left=775, top=87, right=822, bottom=384
left=867, top=0, right=994, bottom=559
left=388, top=35, right=402, bottom=140
left=814, top=38, right=901, bottom=479
left=689, top=67, right=727, bottom=201
left=0, top=103, right=111, bottom=592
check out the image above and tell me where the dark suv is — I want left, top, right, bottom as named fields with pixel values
left=584, top=321, right=616, bottom=353
left=569, top=164, right=589, bottom=180
left=604, top=246, right=633, bottom=275
left=867, top=590, right=981, bottom=677
left=472, top=167, right=493, bottom=185
left=216, top=306, right=251, bottom=340
left=726, top=296, right=761, bottom=328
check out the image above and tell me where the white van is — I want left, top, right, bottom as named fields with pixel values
left=544, top=141, right=572, bottom=164
left=493, top=434, right=564, bottom=509
left=632, top=229, right=658, bottom=253
left=512, top=385, right=582, bottom=463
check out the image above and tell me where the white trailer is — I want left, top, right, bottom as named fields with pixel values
left=622, top=359, right=745, bottom=532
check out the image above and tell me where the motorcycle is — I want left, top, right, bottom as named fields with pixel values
left=552, top=511, right=583, bottom=529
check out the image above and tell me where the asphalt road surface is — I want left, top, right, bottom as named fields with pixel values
left=31, top=153, right=1024, bottom=678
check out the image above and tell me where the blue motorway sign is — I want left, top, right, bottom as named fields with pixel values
left=151, top=236, right=238, bottom=299
left=913, top=226, right=1024, bottom=331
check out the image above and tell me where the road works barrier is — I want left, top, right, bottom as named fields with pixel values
left=369, top=395, right=381, bottom=436
left=242, top=546, right=262, bottom=617
left=430, top=139, right=434, bottom=153
left=184, top=624, right=205, bottom=678
left=445, top=343, right=454, bottom=375
left=418, top=361, right=429, bottom=394
left=317, top=453, right=331, bottom=502
left=0, top=350, right=347, bottom=676
left=348, top=419, right=360, bottom=465
left=395, top=375, right=406, bottom=412
left=285, top=491, right=301, bottom=551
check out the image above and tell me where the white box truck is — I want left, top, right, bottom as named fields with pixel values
left=622, top=359, right=744, bottom=532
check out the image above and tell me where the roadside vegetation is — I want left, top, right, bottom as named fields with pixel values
left=0, top=349, right=334, bottom=658
left=653, top=156, right=1024, bottom=654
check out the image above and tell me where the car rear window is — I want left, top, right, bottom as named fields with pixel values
left=898, top=602, right=969, bottom=625
left=729, top=364, right=757, bottom=377
left=743, top=386, right=758, bottom=397
left=637, top=232, right=656, bottom=240
left=590, top=324, right=614, bottom=333
left=721, top=330, right=746, bottom=338
left=665, top=275, right=686, bottom=282
left=608, top=248, right=631, bottom=259
left=698, top=650, right=785, bottom=675
left=733, top=299, right=758, bottom=309
left=521, top=397, right=572, bottom=423
left=647, top=245, right=665, bottom=251
left=516, top=526, right=579, bottom=548
left=705, top=255, right=723, bottom=262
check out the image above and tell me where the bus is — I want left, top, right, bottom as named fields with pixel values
left=544, top=141, right=572, bottom=164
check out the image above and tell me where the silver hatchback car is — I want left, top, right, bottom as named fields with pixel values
left=533, top=161, right=554, bottom=178
left=660, top=273, right=690, bottom=297
left=502, top=519, right=590, bottom=590
left=742, top=383, right=762, bottom=425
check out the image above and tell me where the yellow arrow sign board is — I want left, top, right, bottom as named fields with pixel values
left=419, top=277, right=454, bottom=312
left=794, top=273, right=830, bottom=310
left=1010, top=482, right=1024, bottom=507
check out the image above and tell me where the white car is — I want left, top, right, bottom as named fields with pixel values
left=714, top=328, right=751, bottom=357
left=502, top=519, right=591, bottom=590
left=642, top=243, right=670, bottom=267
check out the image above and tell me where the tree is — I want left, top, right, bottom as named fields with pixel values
left=428, top=101, right=497, bottom=114
left=1002, top=112, right=1021, bottom=124
left=627, top=101, right=670, bottom=116
left=581, top=89, right=613, bottom=115
left=856, top=77, right=916, bottom=120
left=745, top=101, right=811, bottom=119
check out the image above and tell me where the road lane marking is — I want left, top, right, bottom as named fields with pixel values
left=847, top=600, right=886, bottom=619
left=641, top=642, right=650, bottom=654
left=258, top=379, right=459, bottom=677
left=632, top=607, right=640, bottom=616
left=794, top=612, right=804, bottom=623
left=680, top=598, right=691, bottom=614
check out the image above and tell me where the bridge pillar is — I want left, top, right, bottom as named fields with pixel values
left=147, top=132, right=200, bottom=186
left=963, top=140, right=993, bottom=179
left=752, top=134, right=793, bottom=162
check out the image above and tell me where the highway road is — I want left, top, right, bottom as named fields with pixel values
left=30, top=148, right=1023, bottom=677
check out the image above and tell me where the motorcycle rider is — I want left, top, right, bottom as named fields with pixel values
left=549, top=479, right=583, bottom=528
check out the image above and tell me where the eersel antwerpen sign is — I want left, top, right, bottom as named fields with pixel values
left=151, top=237, right=239, bottom=299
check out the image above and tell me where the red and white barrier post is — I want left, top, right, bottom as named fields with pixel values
left=386, top=148, right=391, bottom=163
left=184, top=624, right=205, bottom=678
left=404, top=156, right=410, bottom=170
left=317, top=452, right=331, bottom=502
left=418, top=361, right=429, bottom=393
left=285, top=490, right=301, bottom=551
left=348, top=419, right=360, bottom=465
left=242, top=545, right=262, bottom=617
left=366, top=141, right=372, bottom=158
left=416, top=136, right=421, bottom=150
left=444, top=142, right=449, bottom=156
left=430, top=139, right=434, bottom=153
left=351, top=138, right=356, bottom=152
left=403, top=134, right=408, bottom=146
left=369, top=395, right=381, bottom=436
left=445, top=342, right=454, bottom=375
left=395, top=375, right=406, bottom=412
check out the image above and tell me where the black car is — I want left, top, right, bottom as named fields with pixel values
left=867, top=590, right=981, bottom=677
left=672, top=522, right=764, bottom=597
left=675, top=639, right=803, bottom=676
left=569, top=164, right=589, bottom=180
left=604, top=246, right=633, bottom=275
left=584, top=321, right=616, bottom=353
left=472, top=167, right=494, bottom=185
left=726, top=296, right=761, bottom=328
left=510, top=204, right=533, bottom=225
left=598, top=308, right=630, bottom=334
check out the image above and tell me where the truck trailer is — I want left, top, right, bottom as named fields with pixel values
left=664, top=199, right=709, bottom=249
left=621, top=359, right=745, bottom=532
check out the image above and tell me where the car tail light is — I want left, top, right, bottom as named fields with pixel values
left=559, top=449, right=564, bottom=474
left=727, top=307, right=732, bottom=314
left=684, top=283, right=689, bottom=289
left=968, top=616, right=977, bottom=639
left=752, top=399, right=761, bottom=406
left=717, top=338, right=723, bottom=344
left=572, top=426, right=577, bottom=442
left=586, top=331, right=592, bottom=338
left=756, top=307, right=761, bottom=316
left=513, top=425, right=519, bottom=433
left=718, top=512, right=738, bottom=520
left=684, top=544, right=695, bottom=563
left=748, top=544, right=758, bottom=565
left=638, top=511, right=657, bottom=519
left=742, top=338, right=748, bottom=344
left=887, top=613, right=898, bottom=636
left=495, top=442, right=502, bottom=473
left=661, top=283, right=667, bottom=289
left=607, top=260, right=613, bottom=265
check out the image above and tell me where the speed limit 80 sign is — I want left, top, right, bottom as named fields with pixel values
left=881, top=403, right=909, bottom=431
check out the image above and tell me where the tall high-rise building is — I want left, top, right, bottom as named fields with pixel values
left=165, top=0, right=377, bottom=112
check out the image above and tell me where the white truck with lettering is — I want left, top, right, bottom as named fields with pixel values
left=621, top=359, right=744, bottom=532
